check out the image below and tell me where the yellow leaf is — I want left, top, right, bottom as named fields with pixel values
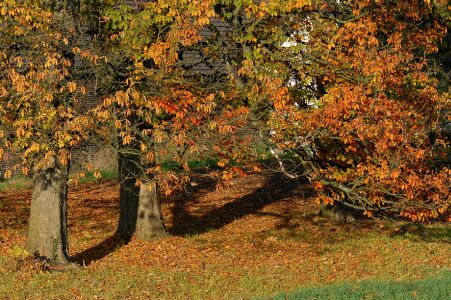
left=22, top=166, right=29, bottom=175
left=67, top=82, right=77, bottom=93
left=16, top=127, right=25, bottom=137
left=93, top=170, right=102, bottom=180
left=4, top=170, right=12, bottom=179
left=29, top=142, right=40, bottom=152
left=208, top=122, right=217, bottom=130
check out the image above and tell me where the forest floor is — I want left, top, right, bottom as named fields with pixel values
left=0, top=173, right=450, bottom=299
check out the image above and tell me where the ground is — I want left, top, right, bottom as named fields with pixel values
left=0, top=173, right=450, bottom=299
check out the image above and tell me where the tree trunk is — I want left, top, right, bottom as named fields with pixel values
left=136, top=180, right=167, bottom=239
left=319, top=201, right=356, bottom=224
left=116, top=151, right=167, bottom=241
left=26, top=156, right=70, bottom=264
left=116, top=151, right=140, bottom=239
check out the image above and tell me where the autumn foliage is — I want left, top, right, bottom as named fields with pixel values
left=0, top=0, right=449, bottom=247
left=89, top=0, right=255, bottom=194
left=266, top=0, right=450, bottom=221
left=0, top=0, right=92, bottom=175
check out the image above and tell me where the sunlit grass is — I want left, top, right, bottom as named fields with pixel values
left=269, top=270, right=451, bottom=300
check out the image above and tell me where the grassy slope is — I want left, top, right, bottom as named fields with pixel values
left=0, top=173, right=449, bottom=300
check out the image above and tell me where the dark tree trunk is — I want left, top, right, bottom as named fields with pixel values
left=26, top=156, right=70, bottom=264
left=116, top=152, right=140, bottom=239
left=116, top=151, right=167, bottom=241
left=319, top=201, right=356, bottom=224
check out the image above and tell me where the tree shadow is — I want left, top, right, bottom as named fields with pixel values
left=71, top=172, right=310, bottom=265
left=170, top=172, right=310, bottom=236
left=389, top=223, right=451, bottom=244
left=71, top=234, right=130, bottom=266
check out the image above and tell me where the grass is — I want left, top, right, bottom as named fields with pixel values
left=1, top=240, right=449, bottom=300
left=0, top=175, right=32, bottom=191
left=0, top=173, right=449, bottom=299
left=0, top=157, right=223, bottom=192
left=75, top=170, right=118, bottom=183
left=269, top=270, right=451, bottom=300
left=0, top=170, right=118, bottom=192
left=160, top=158, right=220, bottom=172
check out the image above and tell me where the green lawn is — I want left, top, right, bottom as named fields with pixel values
left=269, top=270, right=451, bottom=300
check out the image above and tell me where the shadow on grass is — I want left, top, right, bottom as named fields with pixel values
left=71, top=234, right=129, bottom=266
left=390, top=223, right=451, bottom=244
left=71, top=172, right=309, bottom=265
left=170, top=172, right=309, bottom=236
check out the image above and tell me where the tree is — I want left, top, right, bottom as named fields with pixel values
left=194, top=0, right=449, bottom=221
left=90, top=0, right=225, bottom=240
left=0, top=0, right=91, bottom=262
left=256, top=0, right=449, bottom=221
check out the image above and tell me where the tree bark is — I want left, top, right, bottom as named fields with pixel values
left=26, top=156, right=70, bottom=264
left=116, top=151, right=167, bottom=241
left=136, top=180, right=167, bottom=239
left=319, top=201, right=356, bottom=224
left=116, top=151, right=139, bottom=239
